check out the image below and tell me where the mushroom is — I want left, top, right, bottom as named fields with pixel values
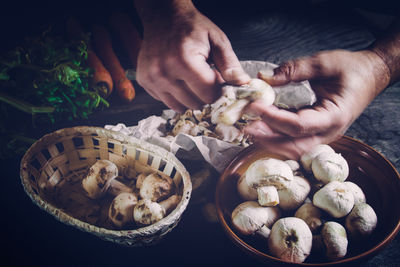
left=257, top=186, right=279, bottom=207
left=278, top=175, right=311, bottom=211
left=237, top=174, right=258, bottom=201
left=231, top=201, right=281, bottom=239
left=214, top=123, right=244, bottom=143
left=210, top=96, right=235, bottom=124
left=82, top=160, right=132, bottom=199
left=236, top=78, right=276, bottom=105
left=321, top=221, right=348, bottom=260
left=313, top=181, right=354, bottom=218
left=135, top=173, right=147, bottom=189
left=311, top=152, right=349, bottom=184
left=217, top=99, right=250, bottom=126
left=344, top=181, right=366, bottom=205
left=285, top=160, right=300, bottom=172
left=268, top=217, right=313, bottom=263
left=133, top=195, right=181, bottom=226
left=300, top=144, right=335, bottom=172
left=108, top=192, right=138, bottom=228
left=294, top=202, right=323, bottom=233
left=245, top=158, right=294, bottom=190
left=345, top=202, right=377, bottom=241
left=139, top=173, right=175, bottom=202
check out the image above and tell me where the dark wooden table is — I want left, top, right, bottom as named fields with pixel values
left=1, top=1, right=399, bottom=266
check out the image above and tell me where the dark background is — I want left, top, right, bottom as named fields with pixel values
left=1, top=0, right=399, bottom=266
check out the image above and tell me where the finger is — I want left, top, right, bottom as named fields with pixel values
left=158, top=92, right=186, bottom=113
left=247, top=100, right=342, bottom=137
left=258, top=57, right=318, bottom=86
left=209, top=32, right=250, bottom=85
left=179, top=56, right=222, bottom=104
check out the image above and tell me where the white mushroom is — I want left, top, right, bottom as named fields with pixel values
left=139, top=173, right=175, bottom=202
left=313, top=181, right=354, bottom=218
left=108, top=192, right=138, bottom=228
left=345, top=202, right=377, bottom=240
left=285, top=160, right=300, bottom=172
left=268, top=217, right=313, bottom=263
left=237, top=174, right=258, bottom=201
left=231, top=201, right=281, bottom=239
left=210, top=96, right=235, bottom=124
left=257, top=186, right=279, bottom=206
left=278, top=175, right=311, bottom=211
left=344, top=181, right=366, bottom=205
left=245, top=158, right=294, bottom=190
left=217, top=99, right=250, bottom=125
left=236, top=78, right=275, bottom=105
left=135, top=173, right=147, bottom=189
left=295, top=202, right=323, bottom=233
left=214, top=123, right=244, bottom=143
left=300, top=144, right=335, bottom=172
left=321, top=221, right=348, bottom=260
left=133, top=195, right=181, bottom=226
left=311, top=152, right=349, bottom=184
left=82, top=160, right=132, bottom=199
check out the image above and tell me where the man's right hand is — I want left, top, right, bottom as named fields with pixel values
left=134, top=0, right=250, bottom=112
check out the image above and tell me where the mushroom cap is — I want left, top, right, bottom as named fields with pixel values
left=321, top=221, right=348, bottom=260
left=108, top=192, right=138, bottom=228
left=345, top=202, right=377, bottom=240
left=278, top=175, right=311, bottom=211
left=245, top=158, right=294, bottom=189
left=285, top=160, right=300, bottom=172
left=313, top=181, right=354, bottom=218
left=344, top=181, right=366, bottom=205
left=210, top=96, right=235, bottom=124
left=133, top=199, right=165, bottom=226
left=139, top=173, right=175, bottom=202
left=268, top=217, right=313, bottom=263
left=231, top=201, right=281, bottom=235
left=82, top=160, right=118, bottom=199
left=237, top=174, right=258, bottom=201
left=295, top=202, right=323, bottom=233
left=311, top=152, right=349, bottom=184
left=300, top=144, right=335, bottom=172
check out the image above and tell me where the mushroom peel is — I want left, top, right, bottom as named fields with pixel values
left=268, top=217, right=312, bottom=263
left=345, top=202, right=377, bottom=240
left=321, top=221, right=348, bottom=260
left=217, top=99, right=250, bottom=126
left=294, top=202, right=323, bottom=233
left=236, top=78, right=275, bottom=105
left=300, top=144, right=335, bottom=172
left=277, top=175, right=311, bottom=211
left=139, top=173, right=175, bottom=202
left=313, top=181, right=354, bottom=218
left=257, top=186, right=279, bottom=206
left=82, top=160, right=132, bottom=199
left=344, top=181, right=366, bottom=205
left=133, top=195, right=181, bottom=226
left=311, top=152, right=349, bottom=184
left=231, top=201, right=281, bottom=239
left=237, top=174, right=258, bottom=201
left=108, top=192, right=138, bottom=228
left=245, top=158, right=294, bottom=190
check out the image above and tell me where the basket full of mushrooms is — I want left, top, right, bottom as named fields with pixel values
left=20, top=126, right=192, bottom=246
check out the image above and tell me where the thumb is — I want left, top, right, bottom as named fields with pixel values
left=210, top=33, right=250, bottom=85
left=258, top=57, right=316, bottom=86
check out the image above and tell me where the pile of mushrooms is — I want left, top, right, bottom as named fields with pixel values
left=231, top=144, right=378, bottom=263
left=166, top=78, right=275, bottom=146
left=81, top=159, right=181, bottom=229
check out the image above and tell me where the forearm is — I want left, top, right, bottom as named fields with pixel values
left=369, top=18, right=400, bottom=92
left=134, top=0, right=195, bottom=27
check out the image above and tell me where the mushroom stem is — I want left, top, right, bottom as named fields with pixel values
left=256, top=225, right=271, bottom=239
left=160, top=195, right=181, bottom=214
left=108, top=179, right=134, bottom=197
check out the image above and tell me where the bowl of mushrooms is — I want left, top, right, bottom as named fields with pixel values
left=20, top=126, right=191, bottom=246
left=215, top=136, right=400, bottom=265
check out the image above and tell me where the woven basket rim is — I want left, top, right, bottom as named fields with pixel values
left=20, top=126, right=192, bottom=239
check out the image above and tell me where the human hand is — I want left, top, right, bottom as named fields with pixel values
left=244, top=49, right=390, bottom=159
left=135, top=0, right=250, bottom=112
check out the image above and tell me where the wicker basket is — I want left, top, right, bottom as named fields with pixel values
left=20, top=126, right=192, bottom=246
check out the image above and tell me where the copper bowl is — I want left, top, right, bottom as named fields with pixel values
left=215, top=136, right=400, bottom=265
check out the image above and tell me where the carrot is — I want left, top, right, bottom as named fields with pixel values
left=109, top=11, right=142, bottom=70
left=66, top=18, right=113, bottom=98
left=92, top=25, right=135, bottom=102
